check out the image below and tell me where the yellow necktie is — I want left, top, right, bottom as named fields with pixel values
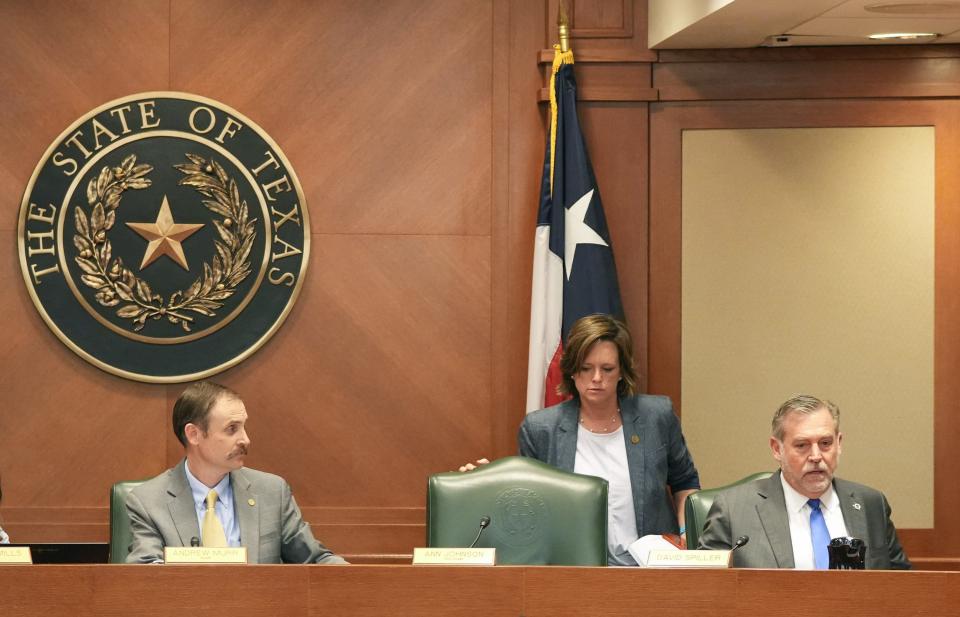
left=201, top=489, right=228, bottom=548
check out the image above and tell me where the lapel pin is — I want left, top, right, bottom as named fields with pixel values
left=248, top=499, right=256, bottom=506
left=631, top=434, right=640, bottom=444
left=852, top=503, right=861, bottom=510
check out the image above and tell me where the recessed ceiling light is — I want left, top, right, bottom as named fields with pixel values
left=868, top=32, right=940, bottom=39
left=866, top=2, right=960, bottom=15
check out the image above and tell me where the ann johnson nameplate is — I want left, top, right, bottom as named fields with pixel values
left=18, top=92, right=309, bottom=382
left=0, top=547, right=33, bottom=564
left=412, top=547, right=496, bottom=566
left=646, top=549, right=731, bottom=568
left=164, top=546, right=248, bottom=564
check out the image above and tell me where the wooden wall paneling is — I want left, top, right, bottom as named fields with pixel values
left=1, top=227, right=170, bottom=542
left=502, top=0, right=554, bottom=443
left=648, top=98, right=960, bottom=561
left=576, top=102, right=650, bottom=387
left=655, top=47, right=960, bottom=101
left=545, top=0, right=655, bottom=62
left=169, top=0, right=494, bottom=237
left=657, top=45, right=960, bottom=63
left=537, top=61, right=656, bottom=102
left=490, top=0, right=519, bottom=460
left=202, top=233, right=491, bottom=559
left=932, top=100, right=960, bottom=559
left=164, top=0, right=503, bottom=562
left=0, top=1, right=170, bottom=233
left=0, top=0, right=171, bottom=542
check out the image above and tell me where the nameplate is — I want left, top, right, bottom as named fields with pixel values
left=412, top=547, right=496, bottom=566
left=164, top=547, right=248, bottom=564
left=0, top=546, right=33, bottom=564
left=646, top=549, right=731, bottom=568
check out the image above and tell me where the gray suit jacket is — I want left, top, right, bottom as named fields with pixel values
left=698, top=471, right=910, bottom=569
left=125, top=460, right=346, bottom=564
left=518, top=395, right=700, bottom=537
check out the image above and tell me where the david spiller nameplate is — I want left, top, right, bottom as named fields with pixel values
left=18, top=93, right=309, bottom=382
left=646, top=549, right=731, bottom=568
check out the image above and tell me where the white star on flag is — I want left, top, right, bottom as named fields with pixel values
left=564, top=188, right=607, bottom=279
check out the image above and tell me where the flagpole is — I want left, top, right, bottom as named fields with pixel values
left=558, top=0, right=570, bottom=53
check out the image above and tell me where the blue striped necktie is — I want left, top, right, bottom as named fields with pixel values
left=808, top=499, right=830, bottom=570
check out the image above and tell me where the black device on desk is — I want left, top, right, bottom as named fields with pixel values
left=5, top=543, right=109, bottom=564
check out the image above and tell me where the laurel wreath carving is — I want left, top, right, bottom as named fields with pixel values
left=73, top=153, right=257, bottom=332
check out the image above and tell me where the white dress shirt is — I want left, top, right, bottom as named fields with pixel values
left=780, top=474, right=848, bottom=569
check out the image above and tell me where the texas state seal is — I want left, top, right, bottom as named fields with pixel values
left=18, top=92, right=308, bottom=382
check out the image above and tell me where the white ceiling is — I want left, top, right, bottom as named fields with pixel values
left=648, top=0, right=960, bottom=49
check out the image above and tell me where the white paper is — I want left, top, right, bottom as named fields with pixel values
left=627, top=534, right=680, bottom=566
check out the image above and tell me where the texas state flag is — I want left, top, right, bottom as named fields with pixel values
left=525, top=47, right=624, bottom=413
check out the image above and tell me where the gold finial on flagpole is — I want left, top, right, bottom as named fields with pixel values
left=558, top=0, right=570, bottom=53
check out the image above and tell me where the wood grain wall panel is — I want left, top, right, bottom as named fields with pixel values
left=537, top=61, right=656, bottom=102
left=203, top=233, right=491, bottom=508
left=570, top=0, right=633, bottom=37
left=649, top=99, right=960, bottom=560
left=490, top=0, right=523, bottom=457
left=169, top=0, right=493, bottom=237
left=500, top=0, right=553, bottom=444
left=0, top=0, right=169, bottom=233
left=655, top=55, right=960, bottom=101
left=0, top=229, right=169, bottom=541
left=546, top=0, right=654, bottom=61
left=576, top=103, right=649, bottom=386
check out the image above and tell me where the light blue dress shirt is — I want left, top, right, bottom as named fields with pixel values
left=184, top=460, right=241, bottom=547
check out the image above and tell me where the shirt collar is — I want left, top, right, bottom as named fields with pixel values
left=779, top=471, right=838, bottom=513
left=184, top=459, right=233, bottom=511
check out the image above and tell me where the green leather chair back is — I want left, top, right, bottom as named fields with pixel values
left=109, top=480, right=146, bottom=563
left=427, top=456, right=608, bottom=565
left=685, top=471, right=773, bottom=550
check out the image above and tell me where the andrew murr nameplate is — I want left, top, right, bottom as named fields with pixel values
left=18, top=93, right=309, bottom=382
left=164, top=546, right=248, bottom=564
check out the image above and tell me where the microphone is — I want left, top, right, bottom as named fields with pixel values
left=468, top=516, right=491, bottom=548
left=731, top=535, right=749, bottom=552
left=190, top=537, right=200, bottom=547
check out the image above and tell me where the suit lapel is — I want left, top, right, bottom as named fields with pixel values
left=619, top=400, right=647, bottom=533
left=166, top=460, right=201, bottom=547
left=836, top=479, right=867, bottom=540
left=755, top=473, right=795, bottom=568
left=232, top=468, right=260, bottom=563
left=555, top=400, right=579, bottom=472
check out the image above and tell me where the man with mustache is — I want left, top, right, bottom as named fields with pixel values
left=698, top=395, right=910, bottom=569
left=125, top=381, right=346, bottom=564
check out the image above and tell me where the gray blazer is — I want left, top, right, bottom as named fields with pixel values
left=125, top=460, right=346, bottom=564
left=518, top=395, right=700, bottom=537
left=698, top=471, right=910, bottom=569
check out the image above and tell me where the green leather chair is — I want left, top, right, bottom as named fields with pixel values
left=109, top=480, right=146, bottom=563
left=427, top=456, right=608, bottom=566
left=684, top=471, right=773, bottom=550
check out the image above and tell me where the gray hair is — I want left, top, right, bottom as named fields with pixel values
left=771, top=394, right=840, bottom=441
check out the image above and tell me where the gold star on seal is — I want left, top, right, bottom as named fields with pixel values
left=126, top=195, right=204, bottom=271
